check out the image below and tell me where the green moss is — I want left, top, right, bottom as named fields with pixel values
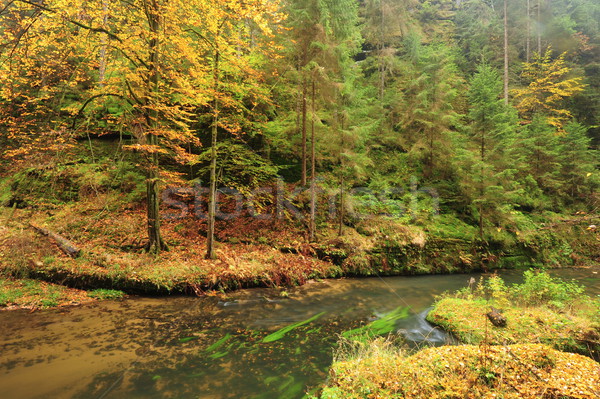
left=0, top=278, right=91, bottom=309
left=426, top=272, right=599, bottom=356
left=87, top=288, right=125, bottom=300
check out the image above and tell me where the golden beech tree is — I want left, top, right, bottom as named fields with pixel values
left=512, top=49, right=586, bottom=132
left=198, top=0, right=284, bottom=260
left=0, top=0, right=94, bottom=160
left=0, top=0, right=283, bottom=254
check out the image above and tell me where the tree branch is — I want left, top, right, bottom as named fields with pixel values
left=71, top=93, right=134, bottom=129
left=0, top=0, right=16, bottom=15
left=0, top=10, right=42, bottom=61
left=15, top=0, right=123, bottom=43
left=125, top=79, right=144, bottom=105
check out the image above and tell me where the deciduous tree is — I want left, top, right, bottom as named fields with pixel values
left=512, top=49, right=586, bottom=132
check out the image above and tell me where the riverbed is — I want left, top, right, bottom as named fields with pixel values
left=0, top=267, right=598, bottom=399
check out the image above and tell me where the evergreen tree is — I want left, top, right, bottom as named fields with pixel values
left=393, top=42, right=464, bottom=180
left=557, top=121, right=599, bottom=202
left=463, top=64, right=518, bottom=239
left=512, top=115, right=562, bottom=206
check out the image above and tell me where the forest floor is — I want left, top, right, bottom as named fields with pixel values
left=0, top=201, right=340, bottom=309
left=0, top=186, right=599, bottom=310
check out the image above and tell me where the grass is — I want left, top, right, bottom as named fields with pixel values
left=0, top=278, right=96, bottom=309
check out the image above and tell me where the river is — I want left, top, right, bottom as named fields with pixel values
left=0, top=267, right=598, bottom=399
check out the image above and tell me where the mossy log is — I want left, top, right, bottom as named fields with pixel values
left=30, top=224, right=81, bottom=258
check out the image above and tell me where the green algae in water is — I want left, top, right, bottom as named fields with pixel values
left=256, top=375, right=304, bottom=399
left=179, top=336, right=199, bottom=343
left=262, top=312, right=326, bottom=343
left=208, top=351, right=229, bottom=359
left=342, top=306, right=410, bottom=340
left=206, top=333, right=232, bottom=351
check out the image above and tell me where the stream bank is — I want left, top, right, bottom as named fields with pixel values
left=1, top=202, right=598, bottom=304
left=320, top=269, right=600, bottom=398
left=0, top=267, right=598, bottom=399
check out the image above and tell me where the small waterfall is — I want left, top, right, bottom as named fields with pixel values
left=396, top=307, right=454, bottom=347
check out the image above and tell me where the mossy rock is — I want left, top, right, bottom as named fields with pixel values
left=355, top=217, right=426, bottom=249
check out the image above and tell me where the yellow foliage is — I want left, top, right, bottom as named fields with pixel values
left=0, top=0, right=284, bottom=162
left=326, top=343, right=600, bottom=398
left=512, top=49, right=586, bottom=132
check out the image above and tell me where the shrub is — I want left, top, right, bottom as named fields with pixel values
left=511, top=269, right=585, bottom=309
left=486, top=275, right=510, bottom=308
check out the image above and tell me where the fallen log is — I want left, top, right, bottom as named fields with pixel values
left=30, top=223, right=82, bottom=258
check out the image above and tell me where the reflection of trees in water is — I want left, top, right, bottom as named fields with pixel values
left=74, top=320, right=354, bottom=399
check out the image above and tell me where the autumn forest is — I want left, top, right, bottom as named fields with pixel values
left=0, top=0, right=599, bottom=397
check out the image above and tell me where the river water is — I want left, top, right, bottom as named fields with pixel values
left=0, top=267, right=598, bottom=399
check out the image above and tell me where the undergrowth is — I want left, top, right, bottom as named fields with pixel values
left=427, top=271, right=600, bottom=357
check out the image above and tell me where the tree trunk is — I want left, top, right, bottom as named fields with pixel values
left=378, top=0, right=386, bottom=102
left=479, top=122, right=485, bottom=241
left=526, top=0, right=530, bottom=63
left=295, top=71, right=302, bottom=176
left=145, top=0, right=167, bottom=254
left=338, top=112, right=345, bottom=237
left=537, top=0, right=542, bottom=54
left=309, top=79, right=316, bottom=242
left=98, top=0, right=108, bottom=86
left=426, top=129, right=434, bottom=178
left=146, top=158, right=167, bottom=253
left=301, top=79, right=307, bottom=186
left=503, top=0, right=509, bottom=105
left=206, top=44, right=220, bottom=260
left=30, top=224, right=82, bottom=258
